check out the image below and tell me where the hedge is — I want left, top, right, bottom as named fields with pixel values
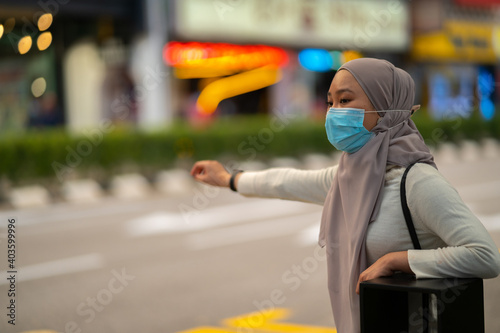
left=1, top=111, right=499, bottom=185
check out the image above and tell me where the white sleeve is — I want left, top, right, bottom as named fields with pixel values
left=406, top=164, right=500, bottom=279
left=236, top=166, right=337, bottom=205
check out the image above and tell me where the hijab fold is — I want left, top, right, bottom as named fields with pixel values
left=318, top=58, right=436, bottom=333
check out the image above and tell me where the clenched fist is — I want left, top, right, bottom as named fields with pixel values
left=190, top=160, right=239, bottom=189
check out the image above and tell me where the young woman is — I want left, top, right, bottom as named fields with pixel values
left=190, top=58, right=500, bottom=333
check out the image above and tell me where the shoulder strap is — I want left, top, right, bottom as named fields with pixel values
left=400, top=162, right=422, bottom=250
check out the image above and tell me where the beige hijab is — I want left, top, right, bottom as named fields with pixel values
left=318, top=58, right=436, bottom=332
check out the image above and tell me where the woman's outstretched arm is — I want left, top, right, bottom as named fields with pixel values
left=190, top=160, right=337, bottom=205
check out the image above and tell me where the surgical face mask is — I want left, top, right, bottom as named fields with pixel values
left=325, top=108, right=411, bottom=153
left=325, top=108, right=374, bottom=153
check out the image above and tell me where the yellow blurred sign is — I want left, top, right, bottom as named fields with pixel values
left=176, top=308, right=337, bottom=333
left=164, top=42, right=288, bottom=114
left=196, top=66, right=282, bottom=115
left=493, top=25, right=500, bottom=59
left=412, top=20, right=497, bottom=63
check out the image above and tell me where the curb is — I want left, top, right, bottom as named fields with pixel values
left=9, top=185, right=51, bottom=209
left=4, top=139, right=499, bottom=210
left=109, top=173, right=151, bottom=199
left=62, top=179, right=104, bottom=204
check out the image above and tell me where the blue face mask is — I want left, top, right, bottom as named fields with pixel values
left=325, top=108, right=375, bottom=153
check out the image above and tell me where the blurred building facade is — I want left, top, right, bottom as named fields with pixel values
left=0, top=0, right=165, bottom=133
left=0, top=0, right=499, bottom=133
left=167, top=0, right=410, bottom=122
left=410, top=0, right=500, bottom=120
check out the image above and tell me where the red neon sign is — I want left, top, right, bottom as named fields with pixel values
left=163, top=41, right=289, bottom=71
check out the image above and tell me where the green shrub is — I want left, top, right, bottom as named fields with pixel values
left=0, top=111, right=498, bottom=185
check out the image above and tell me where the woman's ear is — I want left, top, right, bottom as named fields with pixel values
left=410, top=104, right=421, bottom=115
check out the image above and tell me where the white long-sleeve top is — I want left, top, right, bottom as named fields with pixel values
left=237, top=163, right=500, bottom=279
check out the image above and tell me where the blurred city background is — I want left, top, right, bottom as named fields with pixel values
left=0, top=0, right=500, bottom=332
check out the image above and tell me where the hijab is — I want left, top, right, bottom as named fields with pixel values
left=318, top=58, right=436, bottom=332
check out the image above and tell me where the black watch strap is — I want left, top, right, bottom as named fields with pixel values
left=229, top=170, right=243, bottom=192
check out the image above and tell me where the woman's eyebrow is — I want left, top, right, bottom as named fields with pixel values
left=328, top=88, right=355, bottom=97
left=335, top=88, right=355, bottom=95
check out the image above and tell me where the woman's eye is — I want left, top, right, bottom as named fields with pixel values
left=326, top=101, right=333, bottom=107
left=340, top=98, right=349, bottom=104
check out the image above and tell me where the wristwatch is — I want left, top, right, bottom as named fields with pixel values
left=229, top=170, right=244, bottom=192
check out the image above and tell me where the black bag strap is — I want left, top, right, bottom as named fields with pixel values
left=400, top=162, right=422, bottom=250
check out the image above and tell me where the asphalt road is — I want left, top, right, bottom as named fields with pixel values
left=0, top=152, right=499, bottom=333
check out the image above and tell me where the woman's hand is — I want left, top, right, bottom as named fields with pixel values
left=356, top=251, right=413, bottom=294
left=190, top=160, right=232, bottom=188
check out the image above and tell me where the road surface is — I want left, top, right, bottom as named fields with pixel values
left=0, top=151, right=499, bottom=333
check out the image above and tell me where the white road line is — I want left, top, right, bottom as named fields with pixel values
left=126, top=199, right=318, bottom=237
left=0, top=253, right=105, bottom=285
left=186, top=211, right=322, bottom=251
left=0, top=199, right=158, bottom=228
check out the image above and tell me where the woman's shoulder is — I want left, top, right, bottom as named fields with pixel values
left=408, top=162, right=444, bottom=182
left=405, top=162, right=455, bottom=198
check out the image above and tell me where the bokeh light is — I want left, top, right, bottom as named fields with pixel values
left=0, top=24, right=4, bottom=39
left=343, top=50, right=363, bottom=63
left=18, top=36, right=32, bottom=54
left=480, top=99, right=495, bottom=120
left=31, top=77, right=47, bottom=97
left=37, top=31, right=52, bottom=51
left=298, top=49, right=333, bottom=72
left=330, top=50, right=344, bottom=70
left=4, top=18, right=15, bottom=34
left=298, top=49, right=363, bottom=72
left=37, top=13, right=53, bottom=31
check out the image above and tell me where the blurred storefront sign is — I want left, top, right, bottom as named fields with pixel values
left=411, top=19, right=498, bottom=120
left=164, top=41, right=288, bottom=115
left=426, top=65, right=476, bottom=119
left=164, top=42, right=288, bottom=77
left=169, top=0, right=409, bottom=119
left=493, top=25, right=500, bottom=60
left=423, top=64, right=496, bottom=121
left=173, top=0, right=409, bottom=51
left=412, top=20, right=497, bottom=64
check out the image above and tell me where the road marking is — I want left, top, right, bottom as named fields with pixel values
left=187, top=212, right=321, bottom=250
left=0, top=253, right=105, bottom=285
left=0, top=200, right=148, bottom=227
left=126, top=199, right=317, bottom=237
left=177, top=308, right=336, bottom=333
